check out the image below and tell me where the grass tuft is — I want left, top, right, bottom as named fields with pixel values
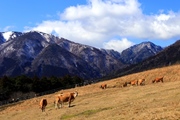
left=61, top=107, right=112, bottom=119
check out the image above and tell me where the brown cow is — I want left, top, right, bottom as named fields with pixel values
left=54, top=91, right=78, bottom=109
left=100, top=83, right=107, bottom=89
left=39, top=98, right=47, bottom=112
left=127, top=80, right=138, bottom=86
left=152, top=77, right=164, bottom=83
left=138, top=79, right=146, bottom=86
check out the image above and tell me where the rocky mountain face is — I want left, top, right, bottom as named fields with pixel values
left=30, top=44, right=100, bottom=79
left=0, top=31, right=163, bottom=80
left=57, top=40, right=125, bottom=77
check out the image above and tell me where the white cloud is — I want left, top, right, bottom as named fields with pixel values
left=25, top=0, right=180, bottom=52
left=156, top=14, right=171, bottom=21
left=60, top=0, right=141, bottom=20
left=3, top=26, right=15, bottom=32
left=103, top=38, right=134, bottom=53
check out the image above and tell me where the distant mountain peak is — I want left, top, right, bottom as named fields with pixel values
left=117, top=39, right=180, bottom=77
left=121, top=41, right=163, bottom=64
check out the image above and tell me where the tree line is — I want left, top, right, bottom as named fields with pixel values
left=0, top=75, right=84, bottom=101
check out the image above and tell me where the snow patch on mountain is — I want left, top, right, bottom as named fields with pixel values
left=1, top=31, right=22, bottom=42
left=39, top=32, right=52, bottom=42
left=2, top=31, right=13, bottom=41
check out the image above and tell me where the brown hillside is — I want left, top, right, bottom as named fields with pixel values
left=0, top=64, right=180, bottom=120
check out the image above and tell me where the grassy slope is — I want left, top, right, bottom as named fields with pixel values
left=0, top=64, right=180, bottom=120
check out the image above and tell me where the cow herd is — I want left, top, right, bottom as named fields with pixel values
left=39, top=77, right=164, bottom=112
left=100, top=76, right=164, bottom=89
left=121, top=78, right=146, bottom=87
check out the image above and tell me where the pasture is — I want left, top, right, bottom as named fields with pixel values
left=0, top=64, right=180, bottom=120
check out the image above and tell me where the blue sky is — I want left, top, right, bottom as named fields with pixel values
left=1, top=0, right=180, bottom=52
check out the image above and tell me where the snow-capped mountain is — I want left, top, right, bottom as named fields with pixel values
left=0, top=31, right=163, bottom=79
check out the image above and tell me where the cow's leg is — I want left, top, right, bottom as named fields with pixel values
left=68, top=101, right=71, bottom=107
left=60, top=101, right=63, bottom=108
left=68, top=98, right=72, bottom=107
left=54, top=101, right=57, bottom=109
left=42, top=106, right=45, bottom=112
left=55, top=102, right=59, bottom=109
left=57, top=102, right=60, bottom=109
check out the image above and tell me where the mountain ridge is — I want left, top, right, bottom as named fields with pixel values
left=0, top=31, right=164, bottom=80
left=115, top=40, right=180, bottom=77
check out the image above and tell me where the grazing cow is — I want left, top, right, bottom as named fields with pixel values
left=54, top=91, right=78, bottom=109
left=39, top=98, right=47, bottom=112
left=138, top=79, right=146, bottom=86
left=100, top=83, right=107, bottom=89
left=152, top=77, right=164, bottom=83
left=127, top=80, right=138, bottom=86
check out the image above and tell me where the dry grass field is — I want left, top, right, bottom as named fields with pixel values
left=0, top=64, right=180, bottom=120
